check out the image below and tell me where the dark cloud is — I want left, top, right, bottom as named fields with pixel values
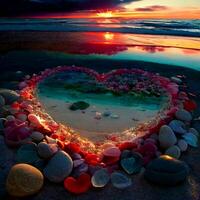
left=135, top=5, right=168, bottom=12
left=0, top=0, right=140, bottom=16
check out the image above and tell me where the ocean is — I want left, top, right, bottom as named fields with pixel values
left=0, top=18, right=200, bottom=37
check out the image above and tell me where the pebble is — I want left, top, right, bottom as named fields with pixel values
left=91, top=169, right=110, bottom=188
left=121, top=157, right=138, bottom=174
left=189, top=128, right=199, bottom=137
left=171, top=77, right=182, bottom=84
left=168, top=120, right=187, bottom=135
left=64, top=173, right=91, bottom=194
left=182, top=132, right=198, bottom=147
left=30, top=131, right=44, bottom=142
left=73, top=163, right=89, bottom=177
left=0, top=89, right=20, bottom=104
left=103, top=147, right=121, bottom=157
left=103, top=110, right=111, bottom=117
left=111, top=114, right=119, bottom=119
left=0, top=95, right=5, bottom=107
left=37, top=142, right=58, bottom=159
left=6, top=164, right=44, bottom=197
left=175, top=109, right=192, bottom=122
left=73, top=159, right=85, bottom=168
left=144, top=155, right=189, bottom=185
left=177, top=139, right=188, bottom=152
left=111, top=172, right=132, bottom=189
left=16, top=113, right=27, bottom=122
left=43, top=151, right=73, bottom=183
left=158, top=125, right=177, bottom=149
left=16, top=143, right=40, bottom=165
left=165, top=145, right=181, bottom=159
left=95, top=112, right=102, bottom=120
left=6, top=115, right=15, bottom=121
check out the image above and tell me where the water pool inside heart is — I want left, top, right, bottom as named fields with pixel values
left=37, top=71, right=168, bottom=142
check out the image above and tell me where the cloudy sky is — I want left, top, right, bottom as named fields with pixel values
left=1, top=0, right=200, bottom=19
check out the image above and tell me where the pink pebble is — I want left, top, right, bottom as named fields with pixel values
left=28, top=114, right=41, bottom=126
left=103, top=147, right=121, bottom=157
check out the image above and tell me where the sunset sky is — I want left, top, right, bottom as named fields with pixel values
left=0, top=0, right=200, bottom=19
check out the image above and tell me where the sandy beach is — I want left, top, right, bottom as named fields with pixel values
left=38, top=96, right=163, bottom=142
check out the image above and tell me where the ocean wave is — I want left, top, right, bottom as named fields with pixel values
left=0, top=19, right=199, bottom=37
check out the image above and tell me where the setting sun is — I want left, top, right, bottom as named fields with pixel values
left=97, top=11, right=113, bottom=18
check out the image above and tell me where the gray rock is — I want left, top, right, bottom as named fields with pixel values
left=111, top=172, right=132, bottom=189
left=177, top=139, right=188, bottom=152
left=91, top=169, right=110, bottom=188
left=182, top=132, right=198, bottom=147
left=30, top=131, right=44, bottom=142
left=37, top=142, right=58, bottom=159
left=165, top=145, right=181, bottom=159
left=43, top=151, right=73, bottom=183
left=0, top=89, right=20, bottom=105
left=169, top=120, right=187, bottom=135
left=158, top=125, right=177, bottom=149
left=16, top=143, right=40, bottom=165
left=144, top=155, right=189, bottom=185
left=189, top=128, right=199, bottom=137
left=171, top=77, right=182, bottom=84
left=175, top=109, right=192, bottom=122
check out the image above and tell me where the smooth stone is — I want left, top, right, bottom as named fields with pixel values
left=0, top=89, right=20, bottom=104
left=69, top=101, right=90, bottom=111
left=6, top=115, right=15, bottom=121
left=120, top=152, right=143, bottom=174
left=16, top=143, right=40, bottom=165
left=37, top=142, right=58, bottom=159
left=72, top=163, right=89, bottom=177
left=110, top=114, right=119, bottom=119
left=95, top=112, right=102, bottom=120
left=103, top=110, right=111, bottom=117
left=177, top=139, right=188, bottom=152
left=43, top=151, right=73, bottom=183
left=144, top=155, right=189, bottom=185
left=30, top=131, right=44, bottom=142
left=165, top=145, right=181, bottom=159
left=175, top=109, right=192, bottom=122
left=91, top=169, right=110, bottom=188
left=16, top=113, right=27, bottom=122
left=158, top=125, right=177, bottom=149
left=169, top=120, right=187, bottom=135
left=6, top=164, right=44, bottom=197
left=111, top=172, right=132, bottom=189
left=189, top=128, right=199, bottom=137
left=121, top=157, right=136, bottom=174
left=171, top=77, right=182, bottom=84
left=0, top=95, right=5, bottom=107
left=73, top=159, right=85, bottom=168
left=182, top=132, right=198, bottom=147
left=103, top=147, right=121, bottom=157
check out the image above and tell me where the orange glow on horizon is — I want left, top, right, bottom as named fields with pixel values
left=96, top=11, right=113, bottom=18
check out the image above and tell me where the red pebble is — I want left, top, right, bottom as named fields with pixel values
left=64, top=173, right=91, bottom=194
left=118, top=142, right=137, bottom=151
left=65, top=143, right=81, bottom=154
left=138, top=143, right=157, bottom=157
left=84, top=153, right=100, bottom=165
left=183, top=100, right=197, bottom=112
left=102, top=155, right=120, bottom=165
